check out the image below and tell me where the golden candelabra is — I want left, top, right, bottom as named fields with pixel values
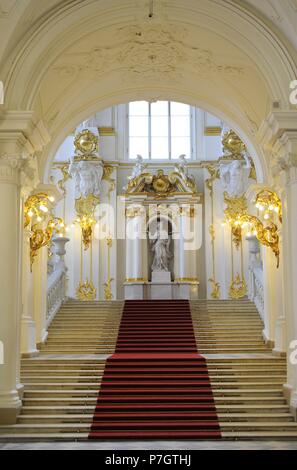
left=24, top=193, right=55, bottom=228
left=223, top=190, right=281, bottom=269
left=255, top=189, right=282, bottom=223
left=24, top=192, right=65, bottom=271
left=30, top=217, right=64, bottom=271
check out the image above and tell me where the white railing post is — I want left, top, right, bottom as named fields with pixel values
left=246, top=234, right=264, bottom=320
left=46, top=237, right=69, bottom=328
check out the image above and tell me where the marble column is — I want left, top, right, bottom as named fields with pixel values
left=175, top=208, right=199, bottom=299
left=124, top=207, right=146, bottom=299
left=0, top=156, right=22, bottom=423
left=282, top=168, right=297, bottom=416
left=0, top=113, right=50, bottom=423
left=178, top=210, right=198, bottom=280
left=267, top=119, right=297, bottom=417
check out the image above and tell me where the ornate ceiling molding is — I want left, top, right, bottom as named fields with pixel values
left=52, top=23, right=245, bottom=84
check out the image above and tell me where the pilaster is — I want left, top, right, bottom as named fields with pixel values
left=260, top=112, right=297, bottom=416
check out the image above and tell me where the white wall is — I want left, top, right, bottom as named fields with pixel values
left=50, top=104, right=253, bottom=300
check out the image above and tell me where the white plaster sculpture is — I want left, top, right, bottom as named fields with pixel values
left=128, top=155, right=148, bottom=181
left=150, top=221, right=171, bottom=272
left=219, top=156, right=251, bottom=198
left=175, top=154, right=188, bottom=178
left=69, top=159, right=103, bottom=199
left=174, top=154, right=196, bottom=187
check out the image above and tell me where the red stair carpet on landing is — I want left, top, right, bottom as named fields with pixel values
left=89, top=300, right=221, bottom=439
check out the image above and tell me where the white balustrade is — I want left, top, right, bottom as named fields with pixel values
left=46, top=269, right=66, bottom=328
left=246, top=234, right=264, bottom=320
left=46, top=236, right=69, bottom=328
left=249, top=265, right=264, bottom=321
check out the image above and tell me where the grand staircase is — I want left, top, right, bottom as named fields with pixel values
left=0, top=299, right=297, bottom=440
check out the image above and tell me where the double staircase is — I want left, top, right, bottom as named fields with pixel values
left=0, top=299, right=297, bottom=440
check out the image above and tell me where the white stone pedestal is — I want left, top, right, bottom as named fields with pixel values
left=124, top=282, right=145, bottom=300
left=151, top=271, right=171, bottom=283
left=150, top=282, right=173, bottom=299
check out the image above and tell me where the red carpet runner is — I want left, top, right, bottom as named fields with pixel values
left=89, top=300, right=221, bottom=439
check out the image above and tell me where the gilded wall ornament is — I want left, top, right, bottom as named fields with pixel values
left=208, top=278, right=221, bottom=299
left=74, top=129, right=98, bottom=155
left=57, top=164, right=71, bottom=196
left=124, top=168, right=197, bottom=198
left=103, top=278, right=114, bottom=301
left=75, top=194, right=99, bottom=250
left=76, top=280, right=97, bottom=301
left=30, top=218, right=64, bottom=271
left=229, top=274, right=247, bottom=299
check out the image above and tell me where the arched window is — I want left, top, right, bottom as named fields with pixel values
left=128, top=101, right=193, bottom=159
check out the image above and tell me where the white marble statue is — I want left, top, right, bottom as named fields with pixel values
left=128, top=155, right=147, bottom=181
left=150, top=221, right=171, bottom=272
left=69, top=159, right=103, bottom=199
left=174, top=154, right=196, bottom=187
left=219, top=156, right=251, bottom=198
left=174, top=154, right=188, bottom=178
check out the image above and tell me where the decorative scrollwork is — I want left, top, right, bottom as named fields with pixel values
left=76, top=280, right=97, bottom=301
left=240, top=215, right=280, bottom=268
left=75, top=194, right=99, bottom=250
left=208, top=278, right=221, bottom=299
left=229, top=274, right=247, bottom=299
left=30, top=218, right=64, bottom=271
left=103, top=278, right=114, bottom=301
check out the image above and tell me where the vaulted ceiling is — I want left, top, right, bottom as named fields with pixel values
left=0, top=0, right=296, bottom=181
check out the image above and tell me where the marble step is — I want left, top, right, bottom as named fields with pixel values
left=20, top=404, right=292, bottom=415
left=0, top=431, right=296, bottom=441
left=22, top=388, right=284, bottom=398
left=17, top=412, right=294, bottom=424
left=22, top=397, right=288, bottom=407
left=22, top=381, right=285, bottom=390
left=1, top=422, right=297, bottom=435
left=20, top=375, right=285, bottom=383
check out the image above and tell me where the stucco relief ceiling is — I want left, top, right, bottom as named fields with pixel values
left=36, top=17, right=269, bottom=138
left=51, top=23, right=245, bottom=83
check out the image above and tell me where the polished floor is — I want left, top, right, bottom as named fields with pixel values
left=1, top=441, right=297, bottom=450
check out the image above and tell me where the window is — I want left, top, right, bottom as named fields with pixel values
left=129, top=101, right=193, bottom=159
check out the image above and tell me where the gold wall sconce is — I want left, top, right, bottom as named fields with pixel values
left=24, top=193, right=55, bottom=228
left=24, top=192, right=65, bottom=270
left=30, top=217, right=64, bottom=271
left=255, top=189, right=282, bottom=223
left=226, top=214, right=280, bottom=268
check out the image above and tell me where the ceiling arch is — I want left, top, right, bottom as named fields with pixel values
left=42, top=88, right=267, bottom=184
left=0, top=0, right=296, bottom=183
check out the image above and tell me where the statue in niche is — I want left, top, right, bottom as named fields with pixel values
left=219, top=156, right=251, bottom=198
left=150, top=221, right=171, bottom=272
left=128, top=154, right=148, bottom=181
left=69, top=160, right=103, bottom=199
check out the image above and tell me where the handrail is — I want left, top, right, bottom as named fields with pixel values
left=46, top=266, right=66, bottom=329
